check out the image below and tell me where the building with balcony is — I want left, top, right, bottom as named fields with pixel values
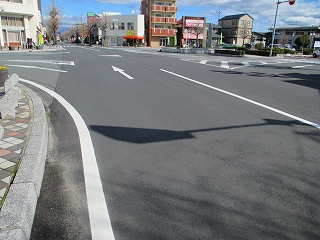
left=0, top=0, right=42, bottom=49
left=141, top=0, right=178, bottom=47
left=219, top=13, right=253, bottom=46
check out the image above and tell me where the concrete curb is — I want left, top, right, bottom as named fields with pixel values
left=0, top=84, right=48, bottom=240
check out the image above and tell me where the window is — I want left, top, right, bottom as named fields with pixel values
left=8, top=31, right=20, bottom=42
left=1, top=17, right=23, bottom=26
left=16, top=18, right=23, bottom=26
left=165, top=14, right=172, bottom=18
left=231, top=30, right=237, bottom=35
left=155, top=2, right=162, bottom=5
left=8, top=17, right=15, bottom=26
left=155, top=14, right=162, bottom=17
left=241, top=20, right=245, bottom=25
left=167, top=25, right=172, bottom=29
left=232, top=20, right=237, bottom=25
left=127, top=22, right=134, bottom=30
left=165, top=3, right=172, bottom=6
left=154, top=25, right=162, bottom=28
left=247, top=21, right=250, bottom=26
left=118, top=22, right=125, bottom=30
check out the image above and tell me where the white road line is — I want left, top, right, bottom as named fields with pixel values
left=221, top=61, right=229, bottom=69
left=6, top=60, right=75, bottom=65
left=159, top=69, right=320, bottom=130
left=199, top=60, right=208, bottom=64
left=242, top=62, right=250, bottom=67
left=98, top=55, right=121, bottom=57
left=20, top=79, right=115, bottom=240
left=7, top=64, right=68, bottom=73
left=292, top=65, right=313, bottom=69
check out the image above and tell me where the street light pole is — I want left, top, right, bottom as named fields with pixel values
left=270, top=0, right=296, bottom=57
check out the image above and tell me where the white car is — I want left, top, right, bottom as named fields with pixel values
left=313, top=49, right=320, bottom=58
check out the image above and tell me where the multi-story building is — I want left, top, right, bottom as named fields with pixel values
left=267, top=26, right=320, bottom=48
left=87, top=12, right=145, bottom=47
left=219, top=13, right=253, bottom=46
left=103, top=14, right=145, bottom=46
left=176, top=16, right=206, bottom=47
left=0, top=0, right=42, bottom=49
left=141, top=0, right=178, bottom=47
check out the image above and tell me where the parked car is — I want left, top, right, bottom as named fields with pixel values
left=313, top=49, right=320, bottom=58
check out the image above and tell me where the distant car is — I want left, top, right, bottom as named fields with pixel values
left=313, top=49, right=320, bottom=58
left=242, top=43, right=253, bottom=49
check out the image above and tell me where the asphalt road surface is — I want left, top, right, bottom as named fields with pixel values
left=2, top=45, right=319, bottom=239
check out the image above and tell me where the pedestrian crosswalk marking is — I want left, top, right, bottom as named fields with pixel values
left=221, top=61, right=229, bottom=69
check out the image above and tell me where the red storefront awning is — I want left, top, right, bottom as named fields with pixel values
left=123, top=35, right=144, bottom=40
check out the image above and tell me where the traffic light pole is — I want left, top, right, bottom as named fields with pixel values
left=269, top=0, right=296, bottom=57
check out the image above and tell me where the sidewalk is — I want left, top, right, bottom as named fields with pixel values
left=0, top=84, right=48, bottom=240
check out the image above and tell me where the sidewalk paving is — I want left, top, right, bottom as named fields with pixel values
left=0, top=83, right=48, bottom=240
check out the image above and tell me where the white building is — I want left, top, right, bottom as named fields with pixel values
left=101, top=13, right=145, bottom=46
left=0, top=0, right=42, bottom=49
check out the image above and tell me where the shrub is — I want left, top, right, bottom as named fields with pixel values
left=0, top=66, right=7, bottom=71
left=303, top=48, right=312, bottom=55
left=255, top=43, right=264, bottom=50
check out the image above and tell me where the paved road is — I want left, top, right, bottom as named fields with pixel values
left=2, top=45, right=320, bottom=239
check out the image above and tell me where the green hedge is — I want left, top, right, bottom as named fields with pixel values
left=245, top=50, right=277, bottom=56
left=215, top=49, right=244, bottom=56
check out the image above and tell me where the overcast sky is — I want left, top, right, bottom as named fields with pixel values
left=42, top=0, right=320, bottom=32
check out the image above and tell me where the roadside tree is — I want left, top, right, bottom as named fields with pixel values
left=46, top=0, right=63, bottom=45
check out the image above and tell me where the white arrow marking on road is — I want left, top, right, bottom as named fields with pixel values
left=112, top=66, right=134, bottom=79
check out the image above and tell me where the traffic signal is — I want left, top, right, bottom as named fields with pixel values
left=289, top=0, right=296, bottom=5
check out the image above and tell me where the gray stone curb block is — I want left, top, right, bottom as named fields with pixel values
left=0, top=84, right=48, bottom=240
left=0, top=87, right=21, bottom=119
left=0, top=228, right=26, bottom=240
left=0, top=183, right=37, bottom=240
left=0, top=126, right=3, bottom=140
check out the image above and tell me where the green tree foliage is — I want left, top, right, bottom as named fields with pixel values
left=254, top=43, right=264, bottom=50
left=294, top=34, right=311, bottom=49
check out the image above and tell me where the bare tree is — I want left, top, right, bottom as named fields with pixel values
left=190, top=18, right=204, bottom=47
left=46, top=0, right=63, bottom=45
left=238, top=25, right=251, bottom=46
left=60, top=27, right=74, bottom=42
left=278, top=35, right=288, bottom=46
left=100, top=16, right=112, bottom=46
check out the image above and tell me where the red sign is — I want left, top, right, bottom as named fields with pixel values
left=289, top=0, right=295, bottom=5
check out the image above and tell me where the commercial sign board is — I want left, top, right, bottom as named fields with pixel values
left=185, top=19, right=204, bottom=28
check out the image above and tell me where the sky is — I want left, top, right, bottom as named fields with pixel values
left=41, top=0, right=320, bottom=33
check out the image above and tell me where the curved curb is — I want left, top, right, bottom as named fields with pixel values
left=0, top=84, right=48, bottom=240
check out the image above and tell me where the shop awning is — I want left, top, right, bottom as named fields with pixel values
left=123, top=36, right=144, bottom=40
